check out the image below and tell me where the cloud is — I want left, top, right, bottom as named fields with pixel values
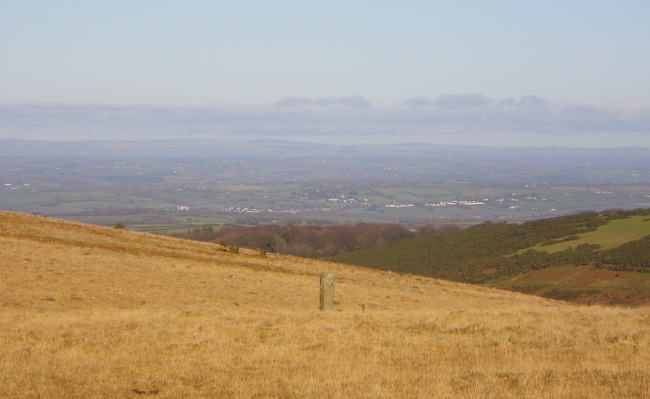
left=274, top=97, right=312, bottom=107
left=275, top=95, right=371, bottom=108
left=401, top=97, right=434, bottom=108
left=517, top=95, right=547, bottom=109
left=434, top=93, right=493, bottom=109
left=1, top=95, right=649, bottom=144
left=602, top=101, right=650, bottom=120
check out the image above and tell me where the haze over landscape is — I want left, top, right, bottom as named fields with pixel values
left=3, top=2, right=650, bottom=397
left=1, top=1, right=649, bottom=147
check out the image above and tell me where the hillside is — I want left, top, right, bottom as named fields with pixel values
left=166, top=223, right=459, bottom=258
left=329, top=209, right=650, bottom=305
left=1, top=210, right=650, bottom=398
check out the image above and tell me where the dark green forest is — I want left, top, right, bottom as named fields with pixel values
left=328, top=209, right=650, bottom=284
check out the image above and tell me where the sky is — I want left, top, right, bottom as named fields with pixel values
left=1, top=1, right=650, bottom=147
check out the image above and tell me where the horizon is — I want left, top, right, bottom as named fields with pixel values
left=2, top=2, right=649, bottom=147
left=2, top=133, right=650, bottom=150
left=2, top=99, right=649, bottom=148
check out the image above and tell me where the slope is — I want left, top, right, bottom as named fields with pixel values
left=520, top=215, right=650, bottom=253
left=329, top=210, right=650, bottom=305
left=1, top=210, right=650, bottom=398
left=328, top=211, right=613, bottom=281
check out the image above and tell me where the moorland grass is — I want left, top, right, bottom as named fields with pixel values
left=1, top=211, right=650, bottom=398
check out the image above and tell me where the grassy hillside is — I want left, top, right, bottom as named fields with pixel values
left=521, top=215, right=650, bottom=253
left=329, top=210, right=650, bottom=305
left=1, top=210, right=650, bottom=398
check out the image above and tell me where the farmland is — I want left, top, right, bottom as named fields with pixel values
left=522, top=215, right=650, bottom=253
left=3, top=178, right=650, bottom=229
left=1, top=140, right=649, bottom=229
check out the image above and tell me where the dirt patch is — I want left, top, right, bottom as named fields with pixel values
left=566, top=268, right=620, bottom=287
left=626, top=278, right=650, bottom=287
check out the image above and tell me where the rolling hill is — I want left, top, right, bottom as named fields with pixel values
left=1, top=210, right=650, bottom=398
left=329, top=209, right=650, bottom=306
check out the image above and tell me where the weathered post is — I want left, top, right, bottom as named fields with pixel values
left=319, top=272, right=335, bottom=311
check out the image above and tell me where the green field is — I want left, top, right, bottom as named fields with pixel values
left=328, top=210, right=650, bottom=305
left=2, top=151, right=650, bottom=228
left=521, top=216, right=650, bottom=253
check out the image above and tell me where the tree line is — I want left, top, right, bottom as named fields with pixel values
left=329, top=209, right=650, bottom=284
left=167, top=222, right=460, bottom=258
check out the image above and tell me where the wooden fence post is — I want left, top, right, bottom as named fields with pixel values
left=319, top=272, right=334, bottom=311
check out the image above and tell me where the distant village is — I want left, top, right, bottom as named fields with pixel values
left=202, top=194, right=540, bottom=215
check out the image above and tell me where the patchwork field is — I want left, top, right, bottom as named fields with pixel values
left=2, top=145, right=650, bottom=227
left=522, top=216, right=650, bottom=253
left=1, top=211, right=650, bottom=398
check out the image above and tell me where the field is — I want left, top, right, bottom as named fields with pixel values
left=3, top=179, right=650, bottom=229
left=522, top=216, right=650, bottom=253
left=2, top=210, right=650, bottom=398
left=2, top=141, right=650, bottom=228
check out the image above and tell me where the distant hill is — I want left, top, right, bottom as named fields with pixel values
left=329, top=209, right=650, bottom=305
left=2, top=138, right=650, bottom=184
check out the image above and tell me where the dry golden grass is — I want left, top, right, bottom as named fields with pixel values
left=1, top=210, right=650, bottom=398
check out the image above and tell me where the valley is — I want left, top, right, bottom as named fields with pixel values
left=1, top=140, right=649, bottom=229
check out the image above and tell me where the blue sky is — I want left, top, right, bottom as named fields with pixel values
left=1, top=1, right=649, bottom=146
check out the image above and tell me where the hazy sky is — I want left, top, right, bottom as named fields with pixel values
left=2, top=1, right=650, bottom=146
